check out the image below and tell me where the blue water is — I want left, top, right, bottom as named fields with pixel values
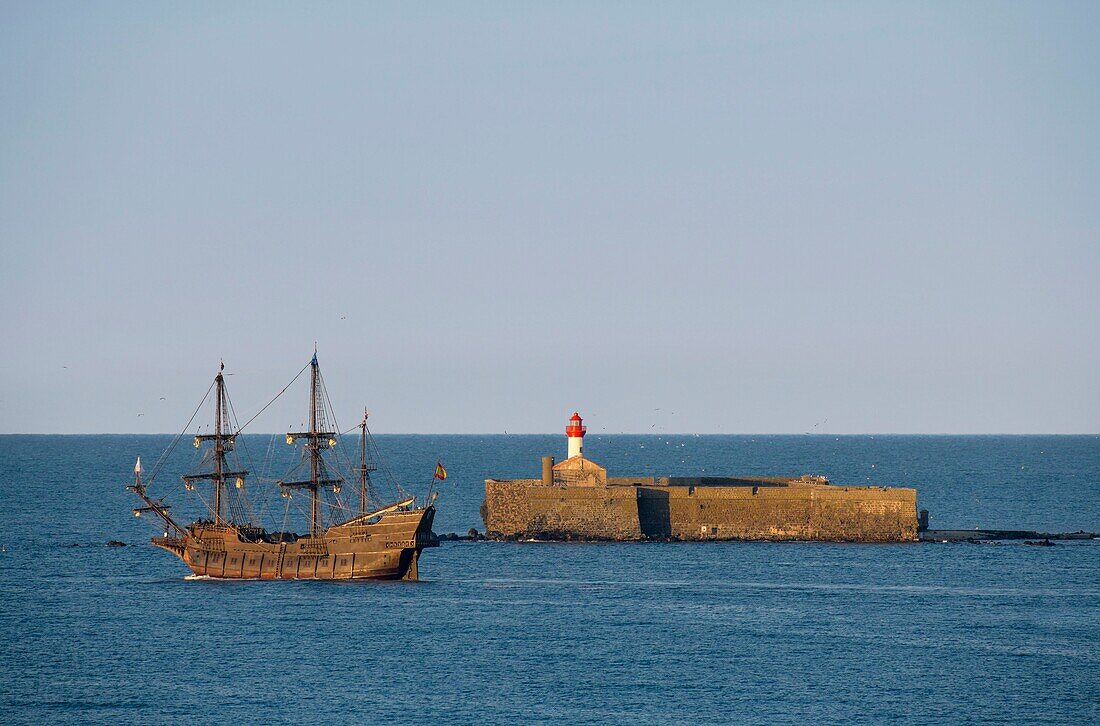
left=1, top=434, right=1098, bottom=724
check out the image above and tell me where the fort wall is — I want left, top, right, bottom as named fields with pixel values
left=637, top=484, right=917, bottom=542
left=483, top=480, right=917, bottom=543
left=482, top=480, right=642, bottom=540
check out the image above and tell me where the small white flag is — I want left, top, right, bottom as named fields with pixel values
left=135, top=456, right=143, bottom=474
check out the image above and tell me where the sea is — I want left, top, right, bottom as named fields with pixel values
left=1, top=434, right=1097, bottom=724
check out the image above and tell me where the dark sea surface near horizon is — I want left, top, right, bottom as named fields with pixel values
left=1, top=434, right=1098, bottom=724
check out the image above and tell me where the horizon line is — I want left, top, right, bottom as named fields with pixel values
left=1, top=431, right=1097, bottom=437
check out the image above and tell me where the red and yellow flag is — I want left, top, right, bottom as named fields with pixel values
left=434, top=461, right=447, bottom=481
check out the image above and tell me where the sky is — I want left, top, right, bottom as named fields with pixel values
left=1, top=1, right=1098, bottom=434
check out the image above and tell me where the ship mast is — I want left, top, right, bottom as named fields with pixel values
left=213, top=368, right=226, bottom=524
left=183, top=362, right=247, bottom=527
left=308, top=357, right=321, bottom=533
left=283, top=354, right=342, bottom=536
left=358, top=408, right=377, bottom=514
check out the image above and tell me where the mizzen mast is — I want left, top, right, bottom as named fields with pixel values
left=358, top=408, right=377, bottom=515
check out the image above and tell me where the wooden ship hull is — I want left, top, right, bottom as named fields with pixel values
left=154, top=507, right=436, bottom=581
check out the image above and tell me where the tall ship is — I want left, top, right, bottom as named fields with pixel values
left=128, top=354, right=437, bottom=580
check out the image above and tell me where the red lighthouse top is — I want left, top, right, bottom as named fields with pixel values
left=566, top=412, right=586, bottom=438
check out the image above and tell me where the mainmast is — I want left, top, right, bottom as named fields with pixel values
left=213, top=368, right=226, bottom=523
left=183, top=362, right=247, bottom=527
left=308, top=357, right=321, bottom=533
left=284, top=354, right=342, bottom=536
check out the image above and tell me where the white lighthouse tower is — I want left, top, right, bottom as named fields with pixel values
left=566, top=412, right=586, bottom=459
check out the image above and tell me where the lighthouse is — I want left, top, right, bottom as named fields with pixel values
left=566, top=412, right=586, bottom=459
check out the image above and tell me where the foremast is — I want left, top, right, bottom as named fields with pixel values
left=184, top=363, right=248, bottom=527
left=283, top=354, right=342, bottom=536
